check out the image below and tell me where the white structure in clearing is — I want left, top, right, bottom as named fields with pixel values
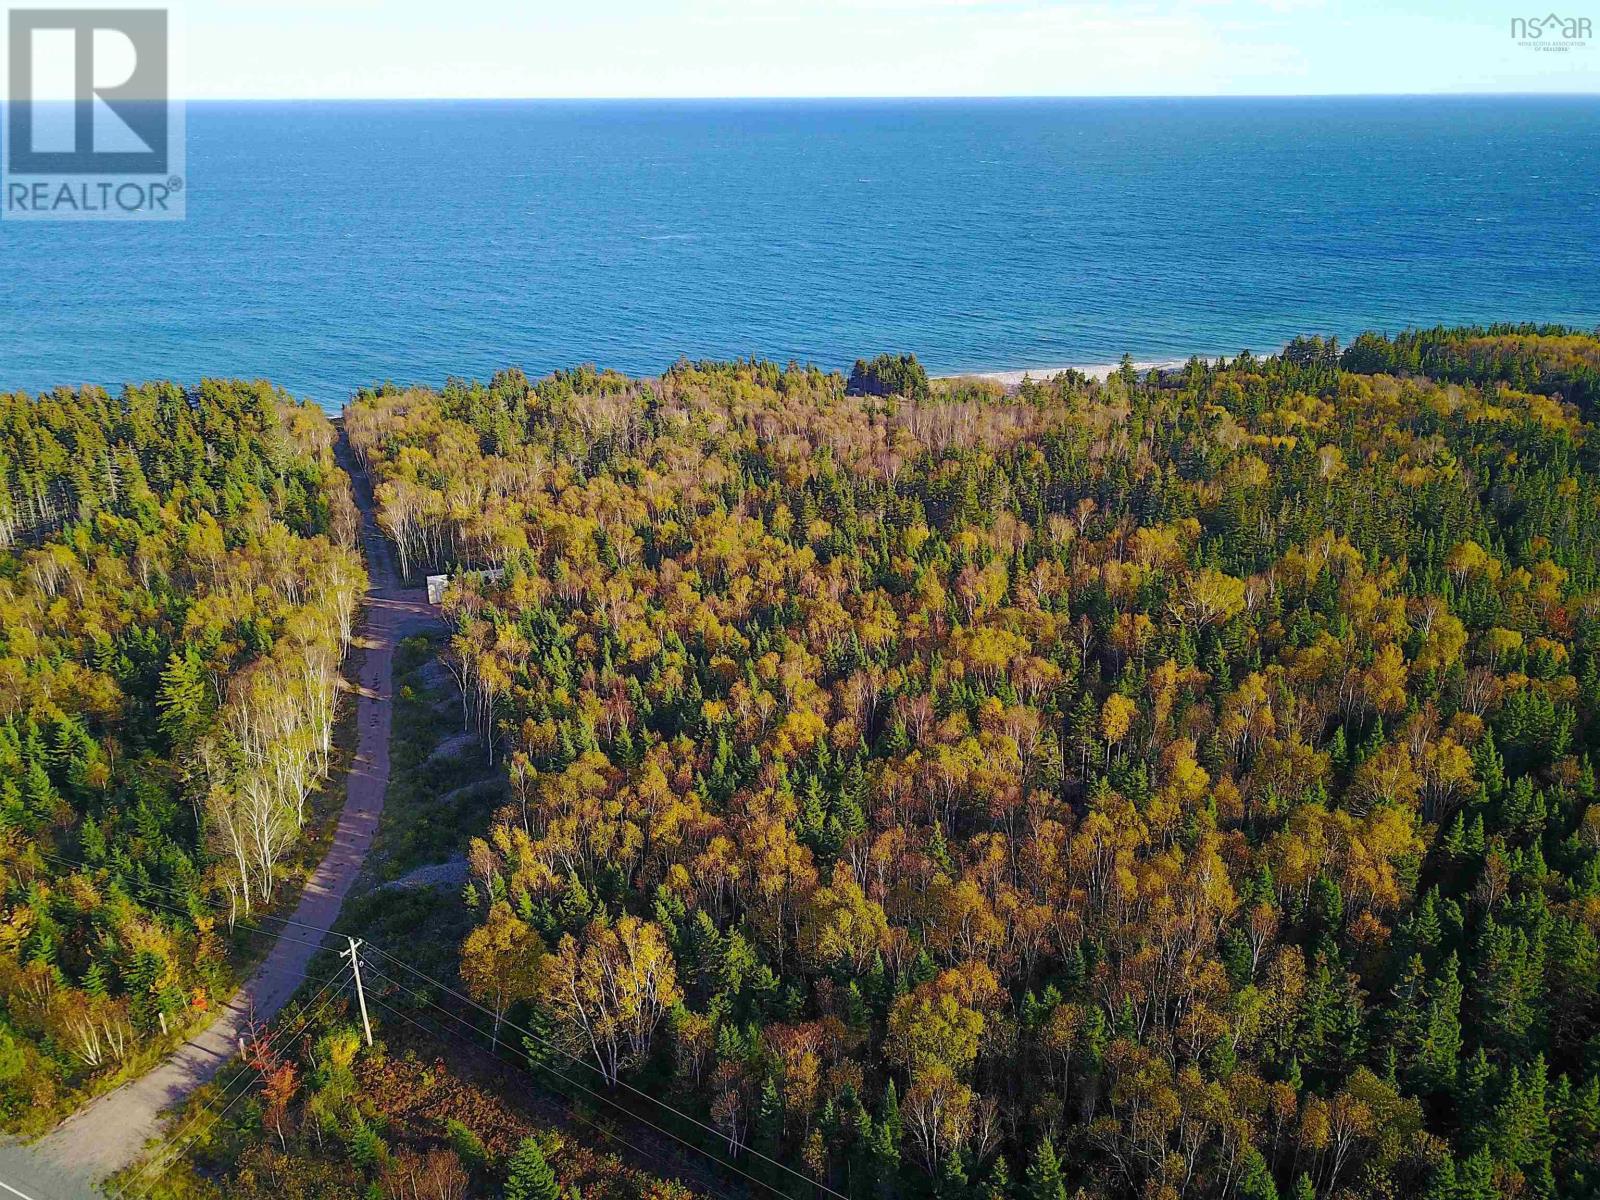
left=426, top=568, right=505, bottom=606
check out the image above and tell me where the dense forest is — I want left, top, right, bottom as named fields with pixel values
left=1339, top=325, right=1600, bottom=411
left=341, top=325, right=1600, bottom=1200
left=0, top=381, right=364, bottom=1126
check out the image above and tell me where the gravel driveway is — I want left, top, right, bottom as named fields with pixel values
left=5, top=432, right=433, bottom=1194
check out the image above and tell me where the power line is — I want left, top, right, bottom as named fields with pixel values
left=38, top=848, right=770, bottom=1199
left=362, top=943, right=845, bottom=1200
left=35, top=845, right=843, bottom=1200
left=355, top=958, right=778, bottom=1200
left=117, top=962, right=353, bottom=1199
left=356, top=988, right=745, bottom=1200
left=361, top=990, right=739, bottom=1200
left=116, top=962, right=355, bottom=1200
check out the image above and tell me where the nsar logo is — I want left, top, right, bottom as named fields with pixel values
left=1510, top=11, right=1592, bottom=50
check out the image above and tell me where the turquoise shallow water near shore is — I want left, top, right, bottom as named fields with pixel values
left=2, top=96, right=1597, bottom=408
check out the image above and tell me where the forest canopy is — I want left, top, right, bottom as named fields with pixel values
left=0, top=380, right=364, bottom=1125
left=346, top=328, right=1600, bottom=1200
left=9, top=320, right=1600, bottom=1200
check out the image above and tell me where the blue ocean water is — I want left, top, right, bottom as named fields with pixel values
left=2, top=96, right=1598, bottom=409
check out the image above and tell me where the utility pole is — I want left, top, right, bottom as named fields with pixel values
left=343, top=936, right=373, bottom=1047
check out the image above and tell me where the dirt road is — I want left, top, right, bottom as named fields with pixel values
left=18, top=433, right=431, bottom=1190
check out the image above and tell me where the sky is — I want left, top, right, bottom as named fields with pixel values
left=37, top=0, right=1600, bottom=99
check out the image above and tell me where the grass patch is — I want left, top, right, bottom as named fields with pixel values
left=362, top=633, right=506, bottom=886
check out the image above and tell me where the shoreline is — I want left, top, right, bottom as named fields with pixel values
left=936, top=358, right=1196, bottom=387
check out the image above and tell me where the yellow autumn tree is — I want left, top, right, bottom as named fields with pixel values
left=460, top=901, right=543, bottom=1047
left=538, top=915, right=682, bottom=1085
left=1101, top=693, right=1138, bottom=764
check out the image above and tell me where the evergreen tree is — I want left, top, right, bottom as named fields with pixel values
left=505, top=1137, right=560, bottom=1200
left=1422, top=1158, right=1457, bottom=1200
left=755, top=1075, right=785, bottom=1172
left=1238, top=1147, right=1278, bottom=1200
left=935, top=1149, right=971, bottom=1200
left=977, top=1154, right=1012, bottom=1200
left=871, top=1116, right=901, bottom=1200
left=1415, top=953, right=1464, bottom=1093
left=1454, top=1149, right=1497, bottom=1200
left=1024, top=1137, right=1067, bottom=1200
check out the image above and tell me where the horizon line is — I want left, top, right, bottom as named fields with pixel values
left=142, top=90, right=1600, bottom=103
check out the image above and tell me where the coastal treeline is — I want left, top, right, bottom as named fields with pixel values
left=341, top=327, right=1600, bottom=1200
left=1339, top=323, right=1600, bottom=411
left=0, top=381, right=364, bottom=1126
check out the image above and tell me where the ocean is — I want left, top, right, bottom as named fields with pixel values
left=2, top=96, right=1597, bottom=409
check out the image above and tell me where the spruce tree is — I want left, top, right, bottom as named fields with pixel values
left=1415, top=953, right=1464, bottom=1093
left=880, top=1080, right=902, bottom=1142
left=872, top=1116, right=901, bottom=1200
left=1025, top=1137, right=1067, bottom=1200
left=1454, top=1149, right=1497, bottom=1200
left=977, top=1154, right=1012, bottom=1200
left=935, top=1149, right=970, bottom=1200
left=505, top=1137, right=560, bottom=1200
left=755, top=1076, right=785, bottom=1173
left=1422, top=1158, right=1456, bottom=1200
left=1238, top=1147, right=1278, bottom=1200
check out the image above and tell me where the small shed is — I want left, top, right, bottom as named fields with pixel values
left=426, top=568, right=505, bottom=607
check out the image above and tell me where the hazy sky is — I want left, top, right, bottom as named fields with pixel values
left=158, top=0, right=1600, bottom=98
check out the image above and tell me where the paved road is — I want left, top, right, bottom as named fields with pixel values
left=0, top=433, right=431, bottom=1197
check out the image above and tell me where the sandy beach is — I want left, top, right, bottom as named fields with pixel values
left=938, top=359, right=1194, bottom=388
